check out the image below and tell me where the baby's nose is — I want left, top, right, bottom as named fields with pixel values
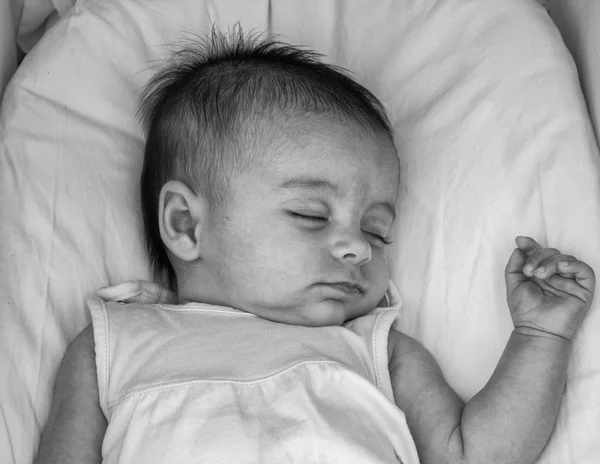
left=331, top=233, right=372, bottom=266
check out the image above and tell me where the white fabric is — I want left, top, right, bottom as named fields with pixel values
left=1, top=0, right=75, bottom=98
left=9, top=0, right=75, bottom=52
left=95, top=280, right=178, bottom=304
left=88, top=280, right=419, bottom=463
left=0, top=0, right=18, bottom=100
left=547, top=0, right=600, bottom=143
left=1, top=0, right=600, bottom=463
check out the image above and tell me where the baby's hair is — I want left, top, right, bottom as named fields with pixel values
left=139, top=25, right=394, bottom=290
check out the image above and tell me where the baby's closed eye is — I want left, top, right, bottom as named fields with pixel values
left=290, top=212, right=393, bottom=246
left=289, top=212, right=328, bottom=222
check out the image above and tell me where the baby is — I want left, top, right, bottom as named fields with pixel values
left=36, top=29, right=595, bottom=464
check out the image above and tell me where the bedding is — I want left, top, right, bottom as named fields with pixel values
left=1, top=0, right=18, bottom=99
left=1, top=0, right=75, bottom=99
left=9, top=0, right=75, bottom=52
left=547, top=0, right=600, bottom=143
left=1, top=0, right=600, bottom=463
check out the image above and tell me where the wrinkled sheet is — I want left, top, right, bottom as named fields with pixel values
left=1, top=0, right=75, bottom=98
left=1, top=0, right=18, bottom=99
left=1, top=0, right=599, bottom=463
left=548, top=0, right=600, bottom=143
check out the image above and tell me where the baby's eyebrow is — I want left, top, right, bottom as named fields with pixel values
left=276, top=177, right=342, bottom=196
left=275, top=176, right=396, bottom=222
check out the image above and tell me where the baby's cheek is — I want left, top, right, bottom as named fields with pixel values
left=270, top=222, right=319, bottom=257
left=366, top=256, right=391, bottom=290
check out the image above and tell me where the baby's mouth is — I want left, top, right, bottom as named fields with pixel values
left=318, top=282, right=365, bottom=298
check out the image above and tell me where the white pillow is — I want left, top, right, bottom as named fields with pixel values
left=1, top=0, right=18, bottom=98
left=1, top=0, right=600, bottom=462
left=10, top=0, right=75, bottom=52
left=548, top=0, right=600, bottom=143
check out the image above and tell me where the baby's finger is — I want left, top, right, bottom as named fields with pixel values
left=515, top=236, right=543, bottom=254
left=544, top=274, right=593, bottom=305
left=528, top=254, right=578, bottom=280
left=558, top=260, right=596, bottom=294
left=521, top=247, right=561, bottom=278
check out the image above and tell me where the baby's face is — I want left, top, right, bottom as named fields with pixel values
left=200, top=117, right=399, bottom=326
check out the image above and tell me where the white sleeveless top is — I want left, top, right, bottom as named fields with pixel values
left=88, top=281, right=420, bottom=464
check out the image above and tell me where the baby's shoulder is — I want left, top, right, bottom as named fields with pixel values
left=68, top=324, right=95, bottom=356
left=51, top=324, right=99, bottom=414
left=60, top=325, right=97, bottom=377
left=387, top=328, right=435, bottom=371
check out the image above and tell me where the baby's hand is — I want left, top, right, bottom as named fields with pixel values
left=504, top=236, right=595, bottom=341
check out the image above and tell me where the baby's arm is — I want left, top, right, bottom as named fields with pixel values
left=390, top=325, right=570, bottom=464
left=35, top=325, right=106, bottom=464
left=389, top=237, right=595, bottom=464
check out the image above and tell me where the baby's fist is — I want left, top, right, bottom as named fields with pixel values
left=504, top=236, right=595, bottom=341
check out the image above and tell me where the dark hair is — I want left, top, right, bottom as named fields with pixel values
left=139, top=26, right=394, bottom=290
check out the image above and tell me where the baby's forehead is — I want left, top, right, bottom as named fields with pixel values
left=246, top=116, right=399, bottom=196
left=249, top=110, right=397, bottom=159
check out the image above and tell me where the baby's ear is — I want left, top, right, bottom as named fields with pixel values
left=158, top=180, right=207, bottom=262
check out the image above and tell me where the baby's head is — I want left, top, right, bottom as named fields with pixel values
left=139, top=29, right=399, bottom=327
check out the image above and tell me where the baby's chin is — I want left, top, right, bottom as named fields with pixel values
left=245, top=297, right=380, bottom=327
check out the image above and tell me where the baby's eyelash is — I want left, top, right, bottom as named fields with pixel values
left=378, top=235, right=394, bottom=245
left=291, top=213, right=327, bottom=222
left=291, top=212, right=393, bottom=245
left=367, top=232, right=393, bottom=245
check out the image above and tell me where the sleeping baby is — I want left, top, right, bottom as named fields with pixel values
left=35, top=29, right=595, bottom=464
